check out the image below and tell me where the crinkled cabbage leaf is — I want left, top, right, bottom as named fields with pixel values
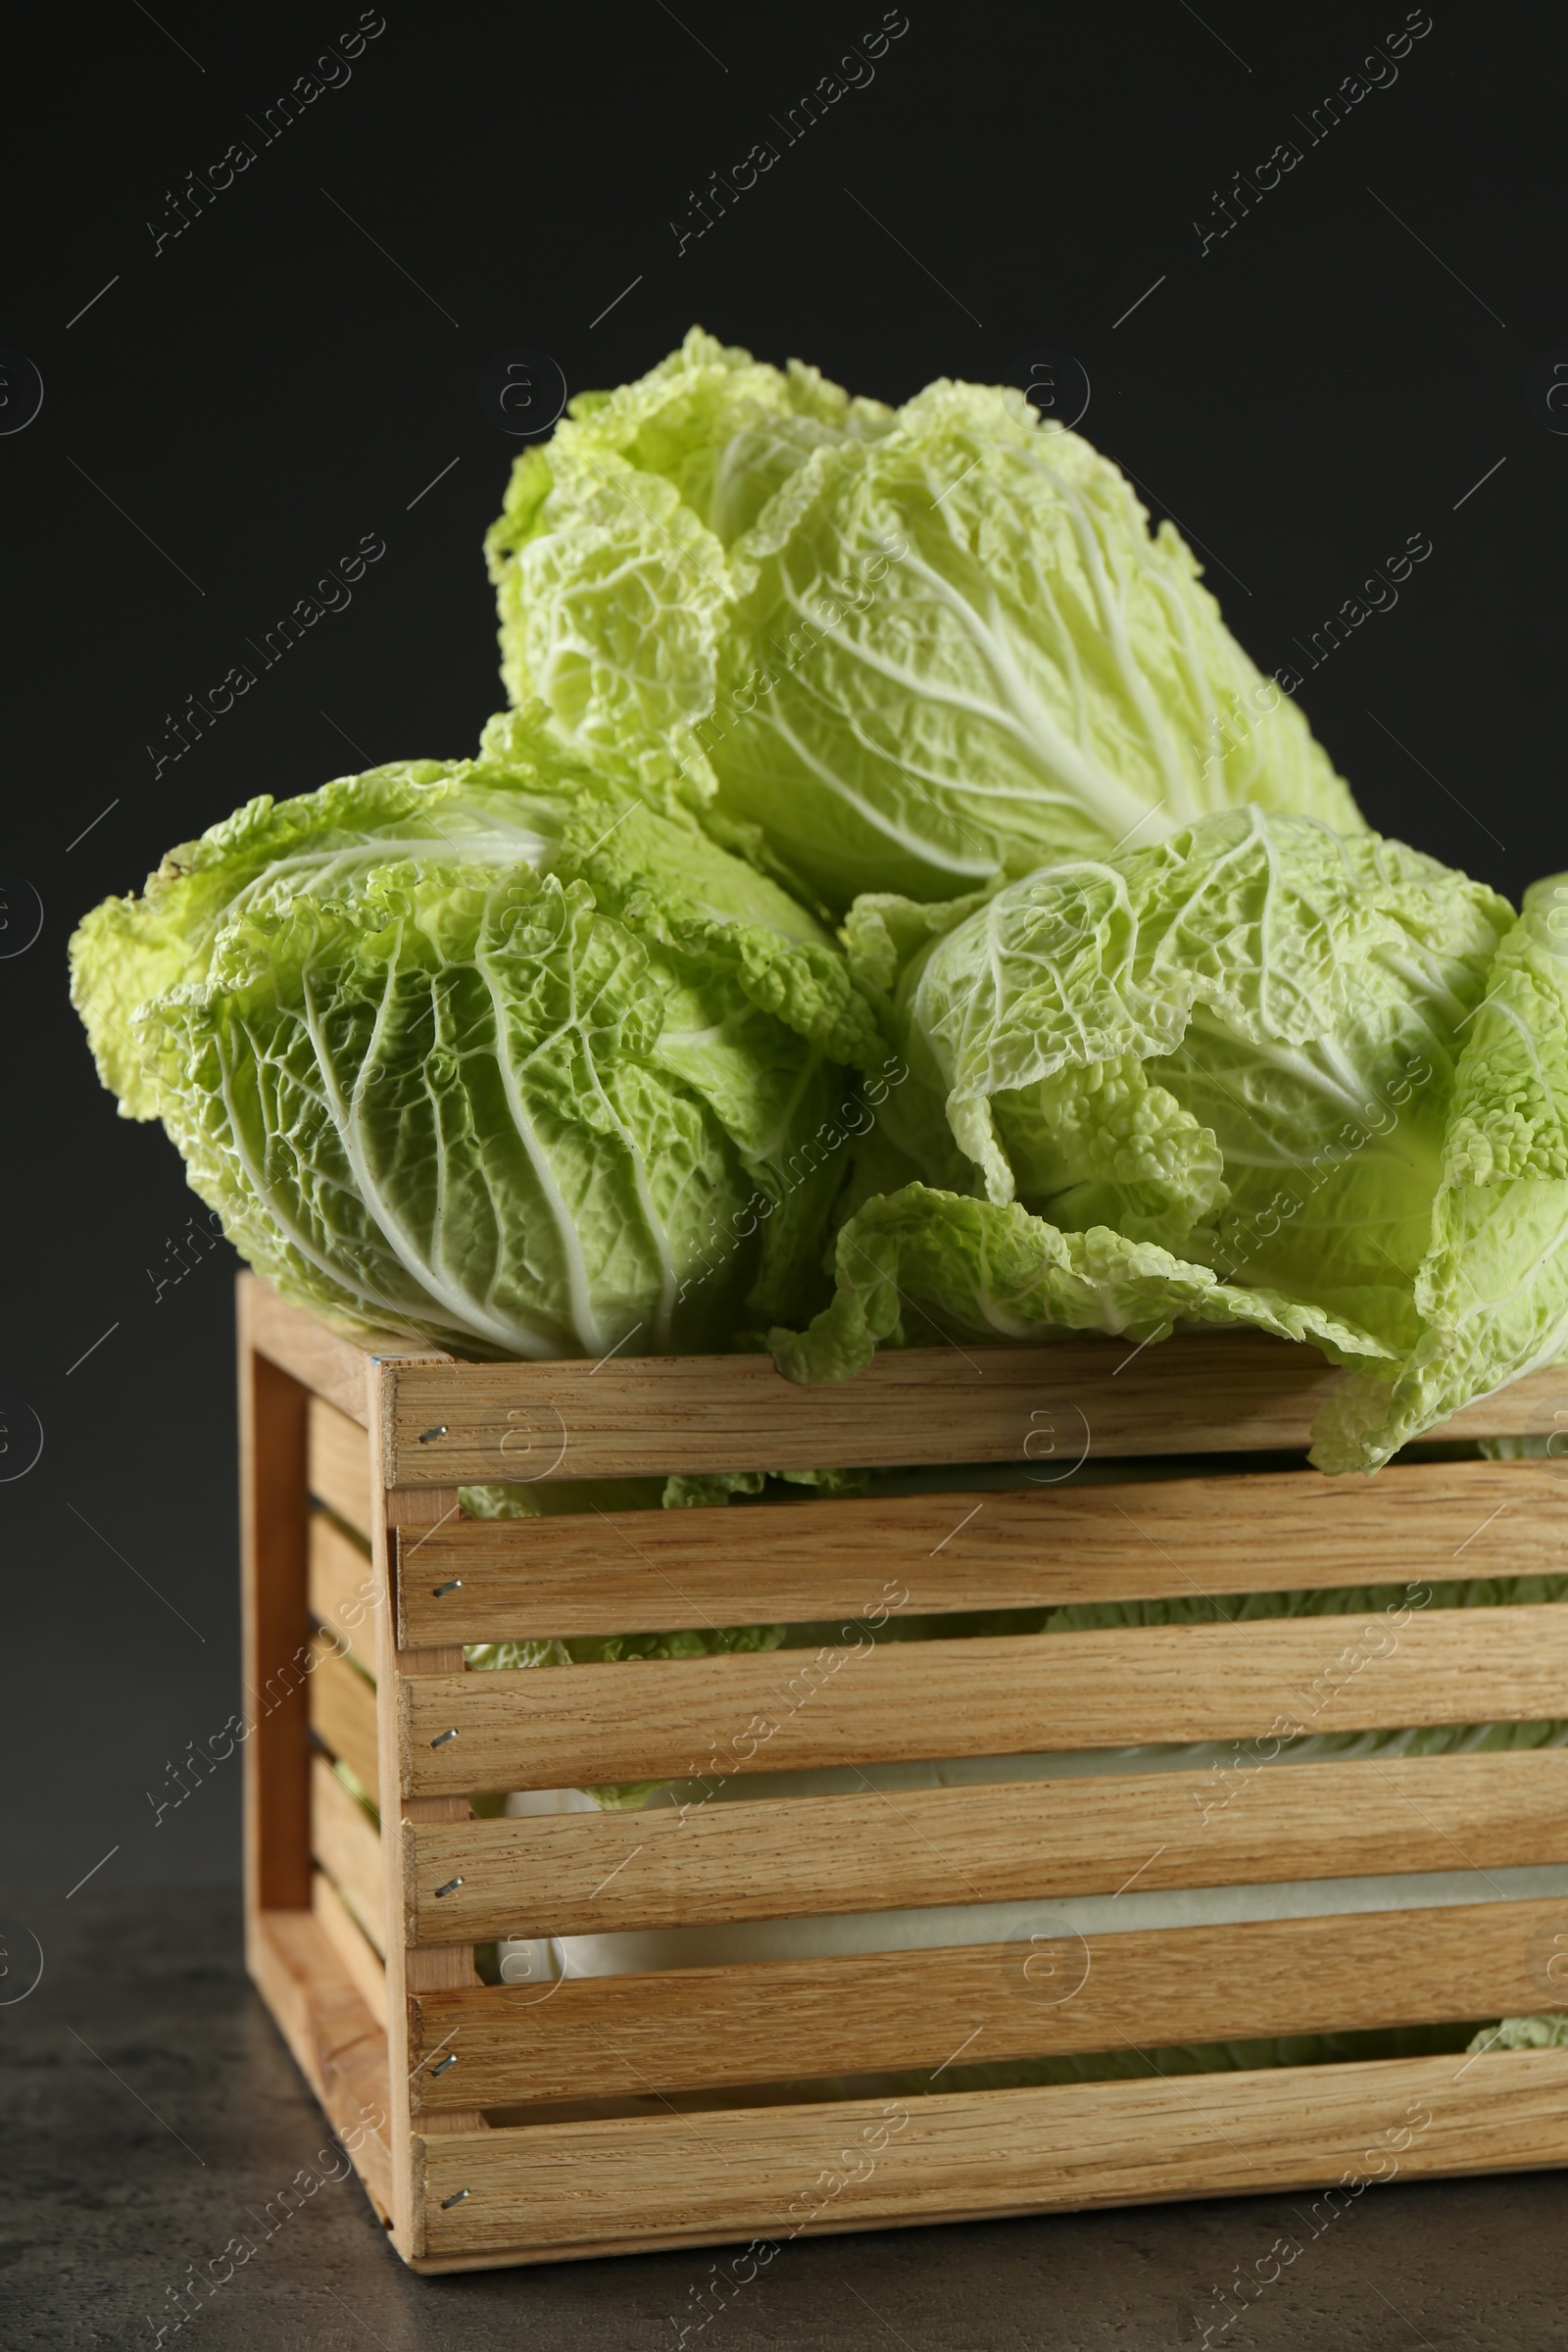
left=485, top=327, right=1363, bottom=912
left=71, top=715, right=877, bottom=1358
left=772, top=810, right=1568, bottom=1470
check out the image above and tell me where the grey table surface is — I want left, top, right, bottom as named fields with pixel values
left=4, top=1886, right=1567, bottom=2352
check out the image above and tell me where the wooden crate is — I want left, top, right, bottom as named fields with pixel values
left=237, top=1271, right=1568, bottom=2272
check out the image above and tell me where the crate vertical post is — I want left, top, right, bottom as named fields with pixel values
left=238, top=1279, right=312, bottom=1941
left=238, top=1280, right=413, bottom=2231
left=365, top=1356, right=485, bottom=2263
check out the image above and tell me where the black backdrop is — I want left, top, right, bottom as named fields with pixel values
left=3, top=2, right=1561, bottom=1887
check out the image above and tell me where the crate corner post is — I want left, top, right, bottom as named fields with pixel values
left=237, top=1275, right=400, bottom=2237
left=367, top=1345, right=481, bottom=2269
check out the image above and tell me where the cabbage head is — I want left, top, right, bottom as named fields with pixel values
left=71, top=714, right=878, bottom=1358
left=772, top=810, right=1568, bottom=1471
left=485, top=327, right=1363, bottom=913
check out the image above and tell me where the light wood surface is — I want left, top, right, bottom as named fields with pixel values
left=244, top=1268, right=1568, bottom=1484
left=408, top=1892, right=1568, bottom=2107
left=401, top=1749, right=1568, bottom=1943
left=312, top=1871, right=389, bottom=2031
left=309, top=1396, right=375, bottom=1542
left=413, top=2046, right=1568, bottom=2262
left=381, top=1338, right=1568, bottom=1487
left=242, top=1271, right=457, bottom=1427
left=397, top=1603, right=1568, bottom=1797
left=364, top=1372, right=487, bottom=2240
left=398, top=1460, right=1563, bottom=1644
left=240, top=1285, right=313, bottom=1919
left=250, top=1909, right=394, bottom=2223
left=308, top=1635, right=380, bottom=1796
left=243, top=1275, right=377, bottom=1427
left=309, top=1506, right=376, bottom=1654
left=240, top=1273, right=1568, bottom=2269
left=311, top=1755, right=384, bottom=1954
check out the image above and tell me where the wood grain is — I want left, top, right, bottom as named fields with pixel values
left=310, top=1495, right=375, bottom=1646
left=240, top=1283, right=313, bottom=1918
left=242, top=1273, right=1568, bottom=2270
left=397, top=1602, right=1568, bottom=1798
left=309, top=1509, right=377, bottom=1663
left=362, top=1390, right=487, bottom=2239
left=242, top=1271, right=457, bottom=1425
left=401, top=1748, right=1568, bottom=1944
left=398, top=1460, right=1564, bottom=1645
left=311, top=1755, right=384, bottom=1955
left=413, top=2046, right=1568, bottom=2262
left=381, top=1336, right=1568, bottom=1487
left=249, top=1909, right=393, bottom=2225
left=308, top=1634, right=380, bottom=1795
left=309, top=1397, right=375, bottom=1543
left=312, top=1871, right=388, bottom=2032
left=243, top=1274, right=377, bottom=1428
left=408, top=1892, right=1568, bottom=2107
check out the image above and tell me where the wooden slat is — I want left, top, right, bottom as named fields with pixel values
left=413, top=2048, right=1568, bottom=2263
left=310, top=1509, right=377, bottom=1658
left=381, top=1336, right=1568, bottom=1487
left=309, top=1634, right=380, bottom=1795
left=242, top=1270, right=457, bottom=1426
left=398, top=1602, right=1568, bottom=1797
left=401, top=1749, right=1568, bottom=1943
left=249, top=1910, right=393, bottom=2224
left=399, top=1460, right=1564, bottom=1644
left=313, top=1871, right=388, bottom=2031
left=309, top=1396, right=374, bottom=1543
left=409, top=1893, right=1568, bottom=2108
left=311, top=1755, right=384, bottom=1955
left=240, top=1285, right=312, bottom=1917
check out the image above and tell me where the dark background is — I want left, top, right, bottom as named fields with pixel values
left=5, top=0, right=1562, bottom=1898
left=0, top=0, right=1560, bottom=1934
left=8, top=9, right=1568, bottom=2345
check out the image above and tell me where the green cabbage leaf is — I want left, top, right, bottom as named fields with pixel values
left=486, top=327, right=1363, bottom=913
left=71, top=716, right=875, bottom=1358
left=770, top=811, right=1568, bottom=1470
